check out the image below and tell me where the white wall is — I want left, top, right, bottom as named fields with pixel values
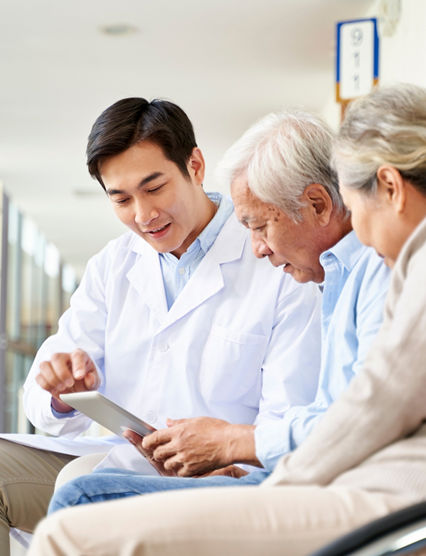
left=321, top=0, right=426, bottom=128
left=379, top=0, right=426, bottom=87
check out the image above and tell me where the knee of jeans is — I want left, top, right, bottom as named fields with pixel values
left=48, top=477, right=87, bottom=515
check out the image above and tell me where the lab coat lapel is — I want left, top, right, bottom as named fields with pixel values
left=126, top=237, right=168, bottom=322
left=160, top=214, right=247, bottom=331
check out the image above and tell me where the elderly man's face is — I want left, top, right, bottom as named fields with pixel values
left=231, top=175, right=326, bottom=283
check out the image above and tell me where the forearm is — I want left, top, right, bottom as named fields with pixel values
left=254, top=410, right=322, bottom=472
left=267, top=266, right=426, bottom=486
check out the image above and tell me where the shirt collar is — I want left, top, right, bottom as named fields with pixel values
left=160, top=192, right=233, bottom=263
left=320, top=230, right=365, bottom=272
left=196, top=192, right=232, bottom=254
left=128, top=192, right=233, bottom=256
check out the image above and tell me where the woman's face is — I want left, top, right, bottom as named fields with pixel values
left=340, top=184, right=402, bottom=268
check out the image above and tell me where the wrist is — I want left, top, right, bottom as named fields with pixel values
left=51, top=396, right=74, bottom=414
left=223, top=424, right=260, bottom=467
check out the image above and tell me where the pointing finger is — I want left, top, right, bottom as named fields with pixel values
left=70, top=349, right=93, bottom=380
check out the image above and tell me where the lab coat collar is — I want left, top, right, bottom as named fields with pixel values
left=126, top=212, right=247, bottom=331
left=126, top=241, right=168, bottom=322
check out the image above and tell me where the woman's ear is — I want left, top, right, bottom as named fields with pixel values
left=303, top=184, right=334, bottom=226
left=376, top=166, right=406, bottom=213
left=187, top=147, right=205, bottom=185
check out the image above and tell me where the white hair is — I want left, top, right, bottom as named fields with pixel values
left=217, top=110, right=343, bottom=220
left=332, top=83, right=426, bottom=196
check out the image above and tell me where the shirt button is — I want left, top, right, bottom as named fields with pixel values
left=159, top=343, right=169, bottom=352
left=178, top=267, right=185, bottom=275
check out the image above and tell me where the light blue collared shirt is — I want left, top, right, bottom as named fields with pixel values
left=159, top=192, right=233, bottom=310
left=255, top=231, right=391, bottom=472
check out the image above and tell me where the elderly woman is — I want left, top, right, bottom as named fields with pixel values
left=28, top=83, right=426, bottom=556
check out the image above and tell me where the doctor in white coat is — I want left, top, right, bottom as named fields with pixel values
left=0, top=97, right=321, bottom=554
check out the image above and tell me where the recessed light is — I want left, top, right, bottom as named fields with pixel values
left=73, top=189, right=102, bottom=197
left=99, top=24, right=139, bottom=36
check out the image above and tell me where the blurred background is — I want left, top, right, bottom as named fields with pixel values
left=0, top=0, right=425, bottom=435
left=3, top=0, right=425, bottom=276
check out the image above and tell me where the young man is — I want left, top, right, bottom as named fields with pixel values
left=0, top=99, right=321, bottom=554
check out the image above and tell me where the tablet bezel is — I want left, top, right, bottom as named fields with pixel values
left=59, top=391, right=156, bottom=437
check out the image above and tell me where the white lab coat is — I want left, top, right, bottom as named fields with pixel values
left=10, top=212, right=321, bottom=471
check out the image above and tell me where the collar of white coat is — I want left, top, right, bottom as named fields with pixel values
left=125, top=212, right=248, bottom=329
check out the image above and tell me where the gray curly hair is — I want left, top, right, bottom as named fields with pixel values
left=332, top=83, right=426, bottom=196
left=217, top=110, right=343, bottom=220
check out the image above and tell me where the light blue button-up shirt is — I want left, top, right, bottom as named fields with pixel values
left=159, top=192, right=233, bottom=310
left=255, top=231, right=391, bottom=472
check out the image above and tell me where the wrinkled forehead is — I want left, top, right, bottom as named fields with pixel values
left=231, top=176, right=280, bottom=224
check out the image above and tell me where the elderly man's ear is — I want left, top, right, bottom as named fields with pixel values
left=303, top=183, right=334, bottom=226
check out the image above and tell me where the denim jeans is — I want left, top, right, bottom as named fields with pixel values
left=48, top=468, right=270, bottom=514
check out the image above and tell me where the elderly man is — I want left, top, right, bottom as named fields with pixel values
left=45, top=109, right=390, bottom=516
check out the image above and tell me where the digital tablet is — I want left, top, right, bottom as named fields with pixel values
left=59, top=391, right=156, bottom=437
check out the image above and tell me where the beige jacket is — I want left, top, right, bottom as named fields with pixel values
left=265, top=217, right=426, bottom=503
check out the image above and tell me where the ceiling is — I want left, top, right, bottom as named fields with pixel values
left=0, top=0, right=375, bottom=276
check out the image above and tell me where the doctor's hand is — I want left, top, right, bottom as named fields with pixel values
left=36, top=349, right=100, bottom=413
left=140, top=417, right=258, bottom=477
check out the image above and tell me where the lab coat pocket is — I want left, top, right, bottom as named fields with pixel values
left=200, top=324, right=267, bottom=404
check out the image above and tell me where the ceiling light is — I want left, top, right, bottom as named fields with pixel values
left=73, top=189, right=103, bottom=197
left=99, top=24, right=139, bottom=36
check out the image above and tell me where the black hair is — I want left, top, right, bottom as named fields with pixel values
left=87, top=98, right=197, bottom=189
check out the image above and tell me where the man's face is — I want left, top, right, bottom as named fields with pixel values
left=101, top=141, right=206, bottom=258
left=231, top=175, right=326, bottom=283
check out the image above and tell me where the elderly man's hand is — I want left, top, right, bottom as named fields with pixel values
left=122, top=429, right=176, bottom=476
left=201, top=465, right=248, bottom=478
left=141, top=417, right=232, bottom=476
left=126, top=417, right=258, bottom=477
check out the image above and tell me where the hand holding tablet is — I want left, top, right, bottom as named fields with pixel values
left=59, top=391, right=156, bottom=437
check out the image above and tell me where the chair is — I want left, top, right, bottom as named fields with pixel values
left=310, top=500, right=426, bottom=556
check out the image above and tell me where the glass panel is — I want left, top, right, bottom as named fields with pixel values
left=62, top=263, right=77, bottom=310
left=3, top=202, right=78, bottom=432
left=6, top=201, right=21, bottom=341
left=4, top=349, right=31, bottom=433
left=45, top=242, right=60, bottom=335
left=21, top=218, right=36, bottom=344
